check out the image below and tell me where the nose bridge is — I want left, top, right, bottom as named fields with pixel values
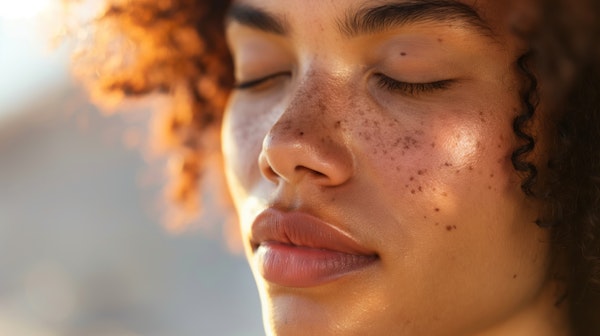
left=274, top=72, right=339, bottom=137
left=259, top=70, right=354, bottom=186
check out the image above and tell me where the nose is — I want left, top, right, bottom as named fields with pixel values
left=258, top=85, right=354, bottom=187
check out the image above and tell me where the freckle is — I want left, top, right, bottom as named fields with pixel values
left=446, top=225, right=453, bottom=231
left=432, top=188, right=436, bottom=191
left=330, top=197, right=336, bottom=202
left=435, top=208, right=440, bottom=212
left=417, top=169, right=426, bottom=175
left=334, top=120, right=341, bottom=128
left=299, top=131, right=304, bottom=136
left=409, top=176, right=414, bottom=181
left=400, top=52, right=407, bottom=56
left=405, top=184, right=409, bottom=188
left=456, top=169, right=461, bottom=173
left=444, top=162, right=453, bottom=167
left=497, top=144, right=501, bottom=148
left=401, top=151, right=405, bottom=156
left=442, top=192, right=447, bottom=197
left=397, top=167, right=401, bottom=171
left=490, top=173, right=494, bottom=178
left=437, top=38, right=443, bottom=43
left=418, top=186, right=423, bottom=192
left=453, top=225, right=457, bottom=229
left=411, top=189, right=416, bottom=194
left=513, top=274, right=517, bottom=279
left=488, top=185, right=492, bottom=190
left=435, top=222, right=439, bottom=226
left=424, top=216, right=428, bottom=219
left=468, top=166, right=473, bottom=171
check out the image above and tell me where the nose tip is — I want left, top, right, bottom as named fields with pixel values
left=259, top=126, right=354, bottom=187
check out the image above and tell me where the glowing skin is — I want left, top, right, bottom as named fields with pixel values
left=222, top=1, right=570, bottom=335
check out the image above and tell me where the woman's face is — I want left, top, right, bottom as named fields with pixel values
left=222, top=0, right=558, bottom=335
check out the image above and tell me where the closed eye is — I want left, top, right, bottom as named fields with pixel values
left=375, top=73, right=454, bottom=96
left=234, top=71, right=291, bottom=90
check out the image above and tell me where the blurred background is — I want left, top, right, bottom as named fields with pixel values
left=0, top=2, right=263, bottom=335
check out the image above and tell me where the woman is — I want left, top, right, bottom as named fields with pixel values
left=75, top=0, right=600, bottom=335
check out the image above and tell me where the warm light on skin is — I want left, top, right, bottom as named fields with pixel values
left=222, top=0, right=570, bottom=335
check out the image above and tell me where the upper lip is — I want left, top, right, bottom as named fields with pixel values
left=250, top=208, right=377, bottom=256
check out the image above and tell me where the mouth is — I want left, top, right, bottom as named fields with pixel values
left=250, top=208, right=379, bottom=288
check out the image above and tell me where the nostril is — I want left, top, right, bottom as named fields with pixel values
left=294, top=165, right=328, bottom=178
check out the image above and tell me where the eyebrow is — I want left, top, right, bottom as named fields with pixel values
left=226, top=4, right=288, bottom=35
left=340, top=1, right=494, bottom=38
left=226, top=1, right=493, bottom=38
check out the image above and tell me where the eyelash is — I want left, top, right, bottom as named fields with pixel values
left=234, top=72, right=290, bottom=90
left=234, top=72, right=454, bottom=95
left=375, top=74, right=453, bottom=96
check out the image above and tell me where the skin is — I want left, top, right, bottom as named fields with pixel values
left=221, top=0, right=570, bottom=335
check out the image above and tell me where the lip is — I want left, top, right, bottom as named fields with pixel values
left=250, top=208, right=378, bottom=288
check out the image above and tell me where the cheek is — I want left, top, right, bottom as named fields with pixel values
left=222, top=95, right=274, bottom=194
left=355, top=113, right=517, bottom=202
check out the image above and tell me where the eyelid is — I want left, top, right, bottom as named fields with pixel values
left=374, top=73, right=454, bottom=96
left=234, top=71, right=291, bottom=90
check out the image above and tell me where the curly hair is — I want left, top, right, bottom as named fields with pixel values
left=69, top=0, right=600, bottom=334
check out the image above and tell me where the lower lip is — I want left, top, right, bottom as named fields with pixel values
left=255, top=242, right=378, bottom=288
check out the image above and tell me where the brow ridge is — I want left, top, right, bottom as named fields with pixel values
left=226, top=4, right=288, bottom=35
left=339, top=0, right=494, bottom=38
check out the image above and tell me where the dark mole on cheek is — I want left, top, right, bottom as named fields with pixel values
left=400, top=52, right=407, bottom=56
left=417, top=169, right=427, bottom=175
left=479, top=111, right=486, bottom=123
left=434, top=207, right=440, bottom=212
left=513, top=274, right=518, bottom=279
left=446, top=225, right=458, bottom=231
